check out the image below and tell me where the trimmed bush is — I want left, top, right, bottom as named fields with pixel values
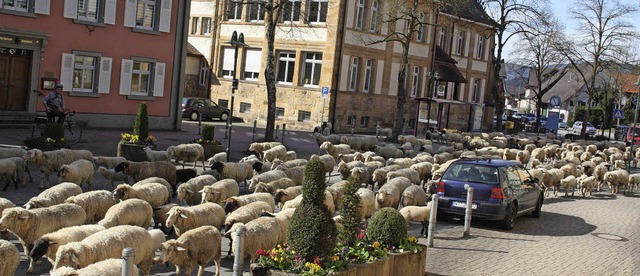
left=44, top=122, right=64, bottom=140
left=287, top=159, right=337, bottom=261
left=365, top=207, right=407, bottom=246
left=202, top=124, right=215, bottom=141
left=338, top=175, right=361, bottom=247
left=133, top=102, right=149, bottom=141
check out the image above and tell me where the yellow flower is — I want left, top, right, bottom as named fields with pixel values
left=331, top=255, right=340, bottom=261
left=372, top=241, right=381, bottom=248
left=305, top=262, right=321, bottom=272
left=408, top=236, right=417, bottom=243
left=291, top=250, right=295, bottom=254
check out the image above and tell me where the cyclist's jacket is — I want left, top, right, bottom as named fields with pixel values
left=43, top=91, right=64, bottom=110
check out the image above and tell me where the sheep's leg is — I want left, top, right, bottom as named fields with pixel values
left=214, top=257, right=221, bottom=276
left=227, top=239, right=233, bottom=257
left=197, top=265, right=205, bottom=276
left=421, top=221, right=428, bottom=236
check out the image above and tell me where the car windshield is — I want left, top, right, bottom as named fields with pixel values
left=442, top=163, right=500, bottom=185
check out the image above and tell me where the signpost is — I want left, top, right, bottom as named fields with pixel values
left=613, top=109, right=624, bottom=119
left=321, top=86, right=329, bottom=124
left=549, top=96, right=561, bottom=107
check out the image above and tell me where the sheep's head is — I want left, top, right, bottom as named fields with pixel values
left=253, top=183, right=271, bottom=194
left=58, top=166, right=70, bottom=178
left=96, top=166, right=108, bottom=175
left=114, top=161, right=130, bottom=173
left=340, top=136, right=349, bottom=144
left=113, top=184, right=132, bottom=201
left=223, top=198, right=239, bottom=214
left=54, top=246, right=81, bottom=270
left=165, top=208, right=186, bottom=227
left=274, top=190, right=287, bottom=204
left=320, top=141, right=331, bottom=151
left=177, top=186, right=195, bottom=201
left=251, top=161, right=263, bottom=173
left=402, top=193, right=414, bottom=206
left=30, top=237, right=55, bottom=260
left=210, top=162, right=225, bottom=173
left=22, top=149, right=44, bottom=162
left=376, top=192, right=388, bottom=204
left=199, top=186, right=217, bottom=204
left=24, top=198, right=44, bottom=210
left=0, top=207, right=29, bottom=231
left=158, top=240, right=186, bottom=264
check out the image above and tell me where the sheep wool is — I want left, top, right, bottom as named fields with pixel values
left=158, top=225, right=222, bottom=276
left=94, top=156, right=127, bottom=169
left=401, top=185, right=428, bottom=207
left=253, top=178, right=297, bottom=195
left=167, top=143, right=206, bottom=169
left=274, top=186, right=303, bottom=207
left=64, top=190, right=117, bottom=223
left=399, top=201, right=433, bottom=236
left=24, top=182, right=83, bottom=210
left=210, top=161, right=254, bottom=186
left=23, top=148, right=93, bottom=189
left=98, top=198, right=153, bottom=229
left=30, top=224, right=106, bottom=268
left=50, top=258, right=139, bottom=276
left=113, top=182, right=170, bottom=208
left=228, top=217, right=282, bottom=264
left=249, top=169, right=288, bottom=191
left=96, top=166, right=130, bottom=189
left=200, top=178, right=240, bottom=205
left=223, top=192, right=276, bottom=214
left=177, top=175, right=217, bottom=206
left=262, top=145, right=288, bottom=162
left=0, top=239, right=20, bottom=276
left=224, top=201, right=275, bottom=232
left=115, top=161, right=177, bottom=194
left=165, top=202, right=226, bottom=236
left=0, top=158, right=18, bottom=192
left=356, top=188, right=375, bottom=221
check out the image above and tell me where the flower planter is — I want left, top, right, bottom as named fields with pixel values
left=202, top=144, right=225, bottom=159
left=388, top=244, right=427, bottom=276
left=117, top=143, right=149, bottom=162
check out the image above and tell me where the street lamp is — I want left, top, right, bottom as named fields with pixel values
left=425, top=71, right=440, bottom=134
left=225, top=31, right=248, bottom=162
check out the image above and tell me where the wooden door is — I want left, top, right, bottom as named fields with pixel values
left=0, top=51, right=31, bottom=111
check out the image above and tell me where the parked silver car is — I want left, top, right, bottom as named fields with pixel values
left=570, top=121, right=596, bottom=136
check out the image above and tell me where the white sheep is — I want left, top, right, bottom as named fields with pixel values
left=410, top=162, right=433, bottom=184
left=274, top=186, right=303, bottom=207
left=541, top=168, right=565, bottom=197
left=248, top=142, right=283, bottom=159
left=22, top=148, right=93, bottom=189
left=628, top=173, right=640, bottom=194
left=398, top=135, right=418, bottom=149
left=401, top=185, right=428, bottom=207
left=224, top=201, right=275, bottom=233
left=313, top=133, right=341, bottom=146
left=399, top=201, right=433, bottom=236
left=516, top=150, right=531, bottom=165
left=360, top=136, right=380, bottom=151
left=6, top=156, right=29, bottom=187
left=157, top=225, right=222, bottom=276
left=97, top=198, right=153, bottom=229
left=604, top=169, right=629, bottom=194
left=223, top=193, right=276, bottom=214
left=165, top=202, right=226, bottom=236
left=375, top=127, right=392, bottom=139
left=271, top=158, right=308, bottom=170
left=0, top=147, right=27, bottom=159
left=321, top=141, right=352, bottom=162
left=152, top=203, right=178, bottom=234
left=58, top=159, right=94, bottom=188
left=284, top=150, right=297, bottom=161
left=113, top=182, right=170, bottom=208
left=386, top=157, right=417, bottom=168
left=50, top=258, right=139, bottom=276
left=277, top=166, right=305, bottom=186
left=96, top=166, right=130, bottom=189
left=262, top=145, right=288, bottom=162
left=94, top=156, right=127, bottom=169
left=0, top=197, right=15, bottom=239
left=578, top=176, right=597, bottom=197
left=115, top=161, right=177, bottom=194
left=0, top=239, right=20, bottom=276
left=210, top=161, right=254, bottom=186
left=167, top=143, right=206, bottom=169
left=373, top=145, right=404, bottom=160
left=177, top=175, right=217, bottom=206
left=254, top=178, right=297, bottom=195
left=356, top=188, right=375, bottom=221
left=143, top=146, right=169, bottom=162
left=375, top=176, right=413, bottom=210
left=207, top=152, right=228, bottom=165
left=281, top=190, right=335, bottom=214
left=560, top=175, right=577, bottom=197
left=340, top=136, right=363, bottom=152
left=386, top=168, right=421, bottom=184
left=52, top=226, right=160, bottom=275
left=24, top=182, right=83, bottom=210
left=200, top=178, right=240, bottom=205
left=309, top=154, right=337, bottom=177
left=63, top=190, right=116, bottom=224
left=0, top=203, right=86, bottom=273
left=371, top=165, right=402, bottom=188
left=226, top=216, right=283, bottom=264
left=29, top=224, right=106, bottom=269
left=338, top=160, right=365, bottom=180
left=249, top=169, right=288, bottom=191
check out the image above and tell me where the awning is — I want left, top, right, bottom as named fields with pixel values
left=433, top=46, right=468, bottom=83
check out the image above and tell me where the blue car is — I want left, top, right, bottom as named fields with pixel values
left=436, top=159, right=544, bottom=230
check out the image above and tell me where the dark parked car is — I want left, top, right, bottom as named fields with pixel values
left=181, top=97, right=229, bottom=121
left=436, top=159, right=544, bottom=230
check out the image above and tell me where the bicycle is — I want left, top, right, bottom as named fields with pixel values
left=31, top=109, right=83, bottom=145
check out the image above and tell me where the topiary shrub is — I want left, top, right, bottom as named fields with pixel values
left=338, top=175, right=361, bottom=247
left=287, top=159, right=337, bottom=261
left=133, top=102, right=149, bottom=141
left=365, top=207, right=407, bottom=246
left=202, top=124, right=215, bottom=141
left=44, top=122, right=64, bottom=140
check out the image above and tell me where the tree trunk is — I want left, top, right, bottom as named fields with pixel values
left=535, top=98, right=542, bottom=135
left=393, top=46, right=409, bottom=141
left=263, top=0, right=277, bottom=142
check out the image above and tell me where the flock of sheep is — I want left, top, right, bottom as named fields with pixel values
left=0, top=128, right=638, bottom=275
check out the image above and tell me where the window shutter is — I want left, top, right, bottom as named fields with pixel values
left=124, top=0, right=137, bottom=27
left=98, top=57, right=112, bottom=94
left=60, top=53, right=74, bottom=92
left=119, top=59, right=133, bottom=95
left=222, top=48, right=235, bottom=72
left=63, top=0, right=78, bottom=19
left=104, top=0, right=117, bottom=25
left=34, top=0, right=50, bottom=15
left=153, top=62, right=166, bottom=97
left=159, top=0, right=172, bottom=33
left=244, top=49, right=262, bottom=73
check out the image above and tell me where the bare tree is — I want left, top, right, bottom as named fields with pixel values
left=556, top=0, right=637, bottom=139
left=262, top=0, right=284, bottom=142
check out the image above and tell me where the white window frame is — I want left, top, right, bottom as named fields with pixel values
left=190, top=17, right=199, bottom=34
left=240, top=102, right=252, bottom=113
left=276, top=51, right=296, bottom=84
left=130, top=60, right=152, bottom=95
left=416, top=13, right=425, bottom=42
left=76, top=0, right=99, bottom=22
left=456, top=31, right=465, bottom=56
left=275, top=107, right=285, bottom=119
left=360, top=115, right=369, bottom=128
left=302, top=52, right=322, bottom=87
left=298, top=110, right=311, bottom=122
left=198, top=61, right=209, bottom=86
left=348, top=57, right=359, bottom=92
left=226, top=0, right=242, bottom=21
left=477, top=36, right=484, bottom=59
left=369, top=0, right=378, bottom=32
left=472, top=79, right=479, bottom=102
left=1, top=0, right=29, bottom=12
left=308, top=0, right=327, bottom=23
left=411, top=66, right=421, bottom=98
left=248, top=0, right=264, bottom=22
left=61, top=52, right=112, bottom=94
left=201, top=17, right=212, bottom=35
left=124, top=0, right=171, bottom=32
left=355, top=0, right=364, bottom=30
left=363, top=59, right=373, bottom=93
left=243, top=48, right=262, bottom=81
left=135, top=0, right=156, bottom=30
left=72, top=54, right=98, bottom=93
left=281, top=0, right=300, bottom=23
left=221, top=47, right=236, bottom=79
left=439, top=27, right=446, bottom=47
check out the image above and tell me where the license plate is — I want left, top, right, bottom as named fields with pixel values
left=452, top=201, right=477, bottom=209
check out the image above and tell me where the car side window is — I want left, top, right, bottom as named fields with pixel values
left=193, top=99, right=204, bottom=107
left=205, top=100, right=216, bottom=107
left=502, top=166, right=523, bottom=187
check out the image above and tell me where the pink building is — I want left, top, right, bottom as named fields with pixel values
left=0, top=0, right=190, bottom=130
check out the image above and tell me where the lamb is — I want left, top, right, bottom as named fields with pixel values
left=371, top=165, right=402, bottom=188
left=309, top=154, right=337, bottom=176
left=29, top=224, right=106, bottom=269
left=167, top=143, right=206, bottom=169
left=200, top=178, right=240, bottom=205
left=516, top=150, right=531, bottom=165
left=97, top=198, right=153, bottom=229
left=96, top=166, right=130, bottom=189
left=0, top=158, right=19, bottom=192
left=321, top=141, right=352, bottom=162
left=152, top=203, right=178, bottom=234
left=165, top=202, right=226, bottom=236
left=503, top=149, right=518, bottom=161
left=373, top=145, right=404, bottom=159
left=94, top=156, right=127, bottom=169
left=115, top=161, right=177, bottom=195
left=386, top=168, right=421, bottom=184
left=249, top=169, right=288, bottom=191
left=399, top=201, right=433, bottom=236
left=223, top=193, right=276, bottom=214
left=0, top=203, right=86, bottom=273
left=604, top=169, right=629, bottom=194
left=541, top=168, right=565, bottom=197
left=560, top=163, right=581, bottom=178
left=253, top=178, right=297, bottom=195
left=227, top=216, right=282, bottom=264
left=58, top=159, right=95, bottom=188
left=207, top=152, right=228, bottom=165
left=143, top=146, right=169, bottom=162
left=578, top=176, right=597, bottom=197
left=22, top=148, right=93, bottom=189
left=0, top=239, right=20, bottom=276
left=376, top=127, right=392, bottom=139
left=375, top=176, right=413, bottom=210
left=262, top=145, right=288, bottom=162
left=560, top=175, right=577, bottom=197
left=210, top=161, right=254, bottom=186
left=248, top=141, right=283, bottom=159
left=356, top=188, right=375, bottom=221
left=224, top=201, right=274, bottom=233
left=113, top=182, right=170, bottom=208
left=398, top=135, right=418, bottom=149
left=157, top=225, right=222, bottom=276
left=400, top=185, right=428, bottom=207
left=593, top=163, right=609, bottom=191
left=24, top=182, right=83, bottom=210
left=340, top=136, right=363, bottom=152
left=177, top=175, right=217, bottom=206
left=52, top=226, right=160, bottom=275
left=274, top=186, right=303, bottom=207
left=50, top=258, right=139, bottom=276
left=338, top=160, right=365, bottom=180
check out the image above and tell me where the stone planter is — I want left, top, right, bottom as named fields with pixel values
left=388, top=245, right=427, bottom=276
left=202, top=143, right=225, bottom=159
left=117, top=143, right=149, bottom=162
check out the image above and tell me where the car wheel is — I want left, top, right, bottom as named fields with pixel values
left=219, top=112, right=229, bottom=122
left=531, top=194, right=543, bottom=218
left=189, top=111, right=199, bottom=121
left=500, top=203, right=517, bottom=230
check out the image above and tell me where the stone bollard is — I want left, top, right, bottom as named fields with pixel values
left=427, top=194, right=439, bottom=248
left=233, top=225, right=247, bottom=276
left=252, top=120, right=257, bottom=142
left=463, top=184, right=474, bottom=237
left=121, top=248, right=135, bottom=276
left=281, top=124, right=286, bottom=143
left=275, top=125, right=280, bottom=140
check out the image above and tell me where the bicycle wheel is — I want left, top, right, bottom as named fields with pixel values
left=65, top=124, right=83, bottom=145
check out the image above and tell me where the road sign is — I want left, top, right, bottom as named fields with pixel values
left=549, top=96, right=561, bottom=107
left=613, top=109, right=624, bottom=119
left=436, top=85, right=446, bottom=96
left=321, top=86, right=329, bottom=99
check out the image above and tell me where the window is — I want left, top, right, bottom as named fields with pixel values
left=411, top=66, right=421, bottom=97
left=219, top=99, right=229, bottom=108
left=244, top=48, right=262, bottom=81
left=190, top=17, right=199, bottom=34
left=477, top=36, right=484, bottom=59
left=201, top=17, right=212, bottom=34
left=73, top=55, right=98, bottom=93
left=591, top=100, right=597, bottom=107
left=277, top=51, right=296, bottom=84
left=130, top=61, right=152, bottom=95
left=439, top=27, right=447, bottom=47
left=569, top=100, right=574, bottom=107
left=1, top=0, right=28, bottom=12
left=77, top=0, right=99, bottom=21
left=302, top=53, right=322, bottom=87
left=62, top=0, right=116, bottom=24
left=298, top=110, right=311, bottom=122
left=347, top=115, right=356, bottom=126
left=369, top=0, right=378, bottom=32
left=281, top=0, right=300, bottom=22
left=276, top=107, right=285, bottom=119
left=248, top=0, right=265, bottom=22
left=309, top=0, right=327, bottom=23
left=416, top=13, right=425, bottom=42
left=348, top=57, right=359, bottom=92
left=123, top=0, right=171, bottom=32
left=221, top=47, right=236, bottom=78
left=198, top=61, right=209, bottom=86
left=408, top=118, right=415, bottom=128
left=240, top=102, right=251, bottom=113
left=456, top=31, right=465, bottom=55
left=61, top=53, right=112, bottom=95
left=360, top=116, right=369, bottom=128
left=472, top=79, right=479, bottom=102
left=226, top=0, right=242, bottom=21
left=363, top=59, right=374, bottom=93
left=355, top=0, right=364, bottom=29
left=136, top=0, right=156, bottom=29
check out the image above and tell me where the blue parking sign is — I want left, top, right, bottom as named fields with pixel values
left=321, top=86, right=329, bottom=99
left=613, top=109, right=623, bottom=119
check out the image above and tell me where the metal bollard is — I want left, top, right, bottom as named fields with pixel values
left=252, top=120, right=257, bottom=142
left=121, top=248, right=135, bottom=276
left=233, top=225, right=247, bottom=276
left=281, top=124, right=286, bottom=143
left=463, top=184, right=474, bottom=237
left=275, top=125, right=280, bottom=140
left=427, top=194, right=439, bottom=248
left=198, top=114, right=202, bottom=135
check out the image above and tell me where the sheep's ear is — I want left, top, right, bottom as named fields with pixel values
left=49, top=241, right=58, bottom=245
left=176, top=246, right=187, bottom=251
left=180, top=213, right=188, bottom=219
left=185, top=189, right=193, bottom=194
left=71, top=253, right=80, bottom=265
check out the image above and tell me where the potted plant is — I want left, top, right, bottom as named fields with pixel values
left=117, top=102, right=156, bottom=161
left=23, top=122, right=68, bottom=151
left=194, top=124, right=224, bottom=159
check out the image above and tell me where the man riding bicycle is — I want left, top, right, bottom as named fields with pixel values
left=42, top=83, right=66, bottom=124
